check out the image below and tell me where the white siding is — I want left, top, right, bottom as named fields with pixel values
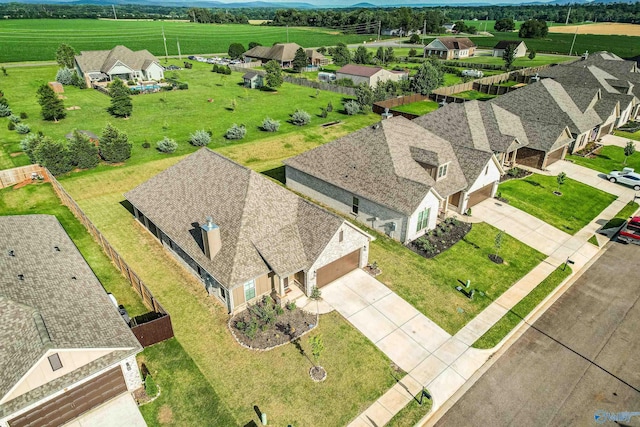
left=406, top=190, right=440, bottom=242
left=108, top=62, right=134, bottom=78
left=144, top=62, right=164, bottom=81
left=460, top=159, right=501, bottom=213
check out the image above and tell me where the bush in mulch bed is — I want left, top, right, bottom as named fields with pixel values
left=499, top=167, right=532, bottom=183
left=231, top=295, right=316, bottom=350
left=407, top=217, right=472, bottom=259
left=573, top=142, right=602, bottom=158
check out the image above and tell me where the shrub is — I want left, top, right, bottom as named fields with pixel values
left=326, top=101, right=333, bottom=112
left=212, top=64, right=219, bottom=73
left=144, top=375, right=158, bottom=397
left=7, top=121, right=15, bottom=131
left=20, top=112, right=28, bottom=119
left=34, top=137, right=72, bottom=176
left=244, top=318, right=258, bottom=340
left=70, top=73, right=86, bottom=89
left=99, top=123, right=131, bottom=163
left=344, top=100, right=361, bottom=116
left=290, top=109, right=310, bottom=126
left=0, top=104, right=11, bottom=117
left=319, top=107, right=328, bottom=118
left=178, top=82, right=189, bottom=90
left=275, top=305, right=284, bottom=316
left=9, top=114, right=20, bottom=123
left=189, top=129, right=211, bottom=146
left=225, top=123, right=246, bottom=140
left=15, top=123, right=30, bottom=134
left=415, top=237, right=435, bottom=254
left=142, top=141, right=151, bottom=149
left=21, top=133, right=45, bottom=163
left=55, top=68, right=74, bottom=85
left=261, top=117, right=280, bottom=132
left=157, top=137, right=178, bottom=153
left=508, top=167, right=520, bottom=177
left=286, top=301, right=296, bottom=311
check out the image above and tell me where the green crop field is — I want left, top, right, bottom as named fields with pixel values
left=0, top=19, right=376, bottom=63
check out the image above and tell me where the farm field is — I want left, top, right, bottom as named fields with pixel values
left=548, top=22, right=640, bottom=36
left=460, top=53, right=574, bottom=67
left=0, top=19, right=376, bottom=63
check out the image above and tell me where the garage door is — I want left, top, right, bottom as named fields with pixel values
left=600, top=122, right=613, bottom=136
left=516, top=147, right=545, bottom=169
left=467, top=184, right=494, bottom=208
left=545, top=147, right=565, bottom=167
left=9, top=367, right=127, bottom=427
left=316, top=250, right=360, bottom=288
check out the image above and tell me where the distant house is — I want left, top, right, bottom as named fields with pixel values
left=74, top=45, right=164, bottom=84
left=125, top=149, right=371, bottom=313
left=243, top=43, right=327, bottom=68
left=242, top=71, right=264, bottom=89
left=0, top=215, right=144, bottom=427
left=493, top=41, right=527, bottom=58
left=284, top=116, right=503, bottom=243
left=443, top=23, right=456, bottom=33
left=424, top=37, right=476, bottom=60
left=335, top=64, right=408, bottom=88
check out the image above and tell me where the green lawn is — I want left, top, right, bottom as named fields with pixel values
left=370, top=223, right=546, bottom=335
left=499, top=174, right=617, bottom=235
left=387, top=393, right=432, bottom=427
left=0, top=19, right=376, bottom=63
left=473, top=266, right=572, bottom=349
left=602, top=201, right=639, bottom=230
left=391, top=100, right=439, bottom=116
left=460, top=53, right=574, bottom=68
left=0, top=62, right=378, bottom=169
left=453, top=90, right=496, bottom=101
left=588, top=235, right=599, bottom=246
left=614, top=128, right=640, bottom=142
left=138, top=338, right=237, bottom=426
left=57, top=159, right=400, bottom=426
left=0, top=183, right=148, bottom=317
left=567, top=145, right=640, bottom=174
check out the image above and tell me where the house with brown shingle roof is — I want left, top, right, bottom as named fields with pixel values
left=284, top=116, right=503, bottom=243
left=74, top=45, right=164, bottom=84
left=335, top=64, right=408, bottom=88
left=492, top=41, right=527, bottom=58
left=243, top=43, right=327, bottom=68
left=424, top=37, right=476, bottom=60
left=0, top=215, right=143, bottom=427
left=125, top=148, right=371, bottom=313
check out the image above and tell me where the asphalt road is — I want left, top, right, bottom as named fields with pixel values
left=435, top=240, right=640, bottom=427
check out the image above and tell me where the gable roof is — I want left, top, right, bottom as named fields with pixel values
left=337, top=64, right=384, bottom=78
left=242, top=71, right=262, bottom=80
left=0, top=215, right=140, bottom=415
left=75, top=45, right=160, bottom=74
left=284, top=116, right=475, bottom=216
left=493, top=40, right=525, bottom=50
left=125, top=149, right=347, bottom=287
left=429, top=37, right=476, bottom=51
left=243, top=43, right=324, bottom=64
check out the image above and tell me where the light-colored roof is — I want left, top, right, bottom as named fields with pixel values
left=244, top=43, right=324, bottom=64
left=75, top=45, right=160, bottom=74
left=336, top=64, right=384, bottom=78
left=125, top=149, right=346, bottom=287
left=428, top=37, right=476, bottom=51
left=0, top=215, right=140, bottom=416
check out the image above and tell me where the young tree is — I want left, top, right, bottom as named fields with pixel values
left=68, top=130, right=99, bottom=169
left=409, top=34, right=422, bottom=44
left=228, top=42, right=246, bottom=59
left=556, top=172, right=567, bottom=193
left=99, top=123, right=131, bottom=163
left=624, top=140, right=636, bottom=165
left=494, top=230, right=504, bottom=259
left=355, top=84, right=374, bottom=108
left=309, top=335, right=324, bottom=367
left=385, top=47, right=395, bottom=63
left=503, top=43, right=516, bottom=71
left=107, top=78, right=133, bottom=118
left=156, top=136, right=178, bottom=153
left=409, top=48, right=418, bottom=58
left=331, top=43, right=351, bottom=67
left=494, top=18, right=516, bottom=32
left=353, top=46, right=371, bottom=65
left=55, top=43, right=76, bottom=69
left=410, top=61, right=443, bottom=95
left=264, top=60, right=283, bottom=88
left=344, top=100, right=361, bottom=115
left=310, top=285, right=322, bottom=318
left=34, top=137, right=72, bottom=176
left=20, top=133, right=46, bottom=163
left=375, top=46, right=385, bottom=63
left=37, top=84, right=66, bottom=122
left=292, top=47, right=308, bottom=72
left=528, top=50, right=537, bottom=60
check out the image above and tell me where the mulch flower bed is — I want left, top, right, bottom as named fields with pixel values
left=310, top=366, right=327, bottom=382
left=407, top=218, right=472, bottom=259
left=573, top=142, right=602, bottom=158
left=364, top=263, right=382, bottom=277
left=500, top=167, right=532, bottom=183
left=230, top=296, right=317, bottom=350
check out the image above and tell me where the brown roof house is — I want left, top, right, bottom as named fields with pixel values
left=335, top=64, right=408, bottom=88
left=424, top=37, right=476, bottom=60
left=284, top=116, right=504, bottom=243
left=492, top=41, right=527, bottom=58
left=0, top=215, right=144, bottom=427
left=243, top=43, right=327, bottom=68
left=74, top=45, right=164, bottom=84
left=125, top=148, right=371, bottom=312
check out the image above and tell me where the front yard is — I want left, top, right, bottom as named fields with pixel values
left=567, top=145, right=640, bottom=174
left=370, top=222, right=546, bottom=335
left=498, top=173, right=617, bottom=235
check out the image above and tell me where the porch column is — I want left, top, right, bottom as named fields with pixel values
left=277, top=275, right=286, bottom=297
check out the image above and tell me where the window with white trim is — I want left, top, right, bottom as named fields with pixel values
left=352, top=196, right=359, bottom=214
left=438, top=164, right=448, bottom=179
left=244, top=280, right=256, bottom=301
left=416, top=208, right=430, bottom=233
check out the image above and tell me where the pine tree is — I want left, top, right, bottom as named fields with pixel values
left=37, top=84, right=66, bottom=122
left=292, top=47, right=308, bottom=72
left=34, top=137, right=72, bottom=176
left=264, top=60, right=283, bottom=88
left=107, top=78, right=133, bottom=118
left=68, top=130, right=99, bottom=169
left=99, top=123, right=131, bottom=163
left=503, top=43, right=516, bottom=71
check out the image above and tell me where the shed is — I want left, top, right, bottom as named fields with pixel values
left=243, top=71, right=264, bottom=89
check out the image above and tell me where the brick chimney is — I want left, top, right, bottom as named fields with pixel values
left=201, top=217, right=221, bottom=260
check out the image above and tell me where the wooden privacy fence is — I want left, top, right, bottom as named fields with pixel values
left=0, top=165, right=45, bottom=189
left=283, top=75, right=357, bottom=96
left=42, top=168, right=174, bottom=347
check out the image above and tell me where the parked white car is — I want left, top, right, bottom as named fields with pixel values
left=607, top=167, right=640, bottom=191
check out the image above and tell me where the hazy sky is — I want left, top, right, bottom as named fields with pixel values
left=184, top=0, right=544, bottom=4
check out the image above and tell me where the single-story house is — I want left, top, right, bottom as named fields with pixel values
left=424, top=37, right=476, bottom=60
left=284, top=116, right=503, bottom=243
left=493, top=41, right=527, bottom=58
left=125, top=148, right=371, bottom=313
left=413, top=100, right=574, bottom=171
left=75, top=45, right=164, bottom=85
left=335, top=64, right=408, bottom=88
left=0, top=215, right=143, bottom=427
left=243, top=43, right=327, bottom=68
left=242, top=71, right=264, bottom=89
left=443, top=23, right=456, bottom=33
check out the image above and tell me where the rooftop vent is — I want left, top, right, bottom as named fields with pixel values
left=54, top=246, right=60, bottom=252
left=18, top=274, right=24, bottom=281
left=8, top=250, right=15, bottom=257
left=71, top=276, right=77, bottom=280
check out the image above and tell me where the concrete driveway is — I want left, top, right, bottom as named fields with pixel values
left=546, top=160, right=639, bottom=200
left=63, top=393, right=146, bottom=427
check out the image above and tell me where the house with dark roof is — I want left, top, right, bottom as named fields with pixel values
left=74, top=45, right=164, bottom=85
left=242, top=71, right=264, bottom=89
left=284, top=116, right=503, bottom=243
left=125, top=148, right=371, bottom=313
left=424, top=37, right=476, bottom=60
left=414, top=100, right=574, bottom=170
left=243, top=43, right=327, bottom=68
left=493, top=41, right=527, bottom=58
left=0, top=215, right=143, bottom=427
left=335, top=64, right=408, bottom=88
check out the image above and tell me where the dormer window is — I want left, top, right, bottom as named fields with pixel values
left=437, top=163, right=449, bottom=180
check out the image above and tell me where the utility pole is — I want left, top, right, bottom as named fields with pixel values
left=485, top=16, right=488, bottom=32
left=177, top=39, right=181, bottom=60
left=565, top=7, right=571, bottom=25
left=569, top=26, right=578, bottom=56
left=112, top=4, right=117, bottom=20
left=423, top=20, right=426, bottom=44
left=378, top=21, right=381, bottom=42
left=191, top=10, right=196, bottom=23
left=162, top=26, right=169, bottom=62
